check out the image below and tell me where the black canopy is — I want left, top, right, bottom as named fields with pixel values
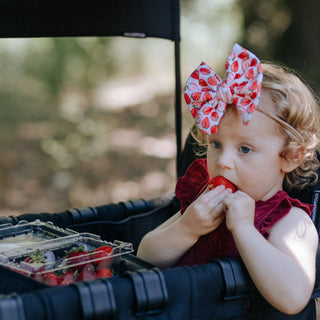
left=0, top=0, right=179, bottom=40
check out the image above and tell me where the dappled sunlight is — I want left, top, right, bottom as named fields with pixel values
left=109, top=129, right=176, bottom=159
left=41, top=138, right=76, bottom=169
left=94, top=74, right=173, bottom=112
left=110, top=181, right=141, bottom=202
left=17, top=122, right=54, bottom=141
left=140, top=171, right=173, bottom=192
left=139, top=136, right=176, bottom=159
left=67, top=168, right=176, bottom=207
left=267, top=211, right=318, bottom=293
left=109, top=128, right=143, bottom=149
left=59, top=89, right=89, bottom=122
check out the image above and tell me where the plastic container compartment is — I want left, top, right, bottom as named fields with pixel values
left=0, top=219, right=78, bottom=253
left=0, top=233, right=133, bottom=286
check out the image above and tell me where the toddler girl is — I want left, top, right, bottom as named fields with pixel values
left=137, top=44, right=320, bottom=314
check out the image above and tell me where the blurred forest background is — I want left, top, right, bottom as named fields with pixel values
left=0, top=0, right=319, bottom=215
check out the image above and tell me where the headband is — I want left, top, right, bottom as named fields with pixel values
left=184, top=43, right=263, bottom=134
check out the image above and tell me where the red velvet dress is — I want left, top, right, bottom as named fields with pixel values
left=174, top=159, right=313, bottom=267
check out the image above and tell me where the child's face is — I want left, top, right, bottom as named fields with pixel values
left=206, top=91, right=288, bottom=202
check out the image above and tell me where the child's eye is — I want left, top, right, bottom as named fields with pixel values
left=239, top=146, right=251, bottom=154
left=212, top=141, right=222, bottom=149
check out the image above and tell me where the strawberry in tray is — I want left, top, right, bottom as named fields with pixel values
left=11, top=242, right=119, bottom=286
left=96, top=266, right=112, bottom=279
left=92, top=245, right=113, bottom=267
left=208, top=176, right=237, bottom=193
left=65, top=245, right=90, bottom=269
left=44, top=272, right=61, bottom=286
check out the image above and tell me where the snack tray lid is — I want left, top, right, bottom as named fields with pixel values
left=0, top=219, right=78, bottom=253
left=0, top=233, right=133, bottom=260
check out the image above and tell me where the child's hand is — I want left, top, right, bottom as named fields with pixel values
left=180, top=185, right=232, bottom=239
left=223, top=191, right=255, bottom=233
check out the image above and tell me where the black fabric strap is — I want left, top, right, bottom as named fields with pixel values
left=311, top=189, right=320, bottom=230
left=214, top=257, right=252, bottom=300
left=0, top=295, right=25, bottom=320
left=123, top=199, right=151, bottom=213
left=68, top=207, right=99, bottom=224
left=75, top=280, right=116, bottom=320
left=36, top=290, right=56, bottom=320
left=125, top=268, right=168, bottom=316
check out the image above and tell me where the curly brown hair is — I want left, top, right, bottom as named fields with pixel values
left=191, top=62, right=320, bottom=191
left=261, top=62, right=320, bottom=190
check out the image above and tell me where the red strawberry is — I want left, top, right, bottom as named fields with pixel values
left=201, top=117, right=210, bottom=129
left=191, top=70, right=200, bottom=79
left=245, top=68, right=254, bottom=79
left=238, top=51, right=249, bottom=60
left=191, top=108, right=198, bottom=118
left=241, top=98, right=251, bottom=106
left=210, top=126, right=218, bottom=134
left=249, top=92, right=257, bottom=100
left=249, top=80, right=258, bottom=91
left=32, top=273, right=44, bottom=283
left=200, top=67, right=211, bottom=75
left=96, top=267, right=112, bottom=279
left=199, top=79, right=208, bottom=87
left=66, top=246, right=89, bottom=269
left=210, top=111, right=219, bottom=121
left=208, top=176, right=236, bottom=193
left=250, top=58, right=257, bottom=67
left=60, top=270, right=76, bottom=286
left=207, top=77, right=218, bottom=86
left=191, top=92, right=201, bottom=101
left=77, top=263, right=96, bottom=281
left=233, top=97, right=239, bottom=106
left=24, top=257, right=32, bottom=263
left=236, top=82, right=247, bottom=91
left=92, top=245, right=113, bottom=266
left=184, top=93, right=191, bottom=104
left=203, top=106, right=213, bottom=115
left=247, top=103, right=256, bottom=113
left=203, top=92, right=212, bottom=101
left=44, top=273, right=60, bottom=286
left=231, top=61, right=239, bottom=72
left=94, top=245, right=113, bottom=255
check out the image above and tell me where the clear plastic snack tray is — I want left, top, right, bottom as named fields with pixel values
left=0, top=233, right=133, bottom=286
left=0, top=219, right=78, bottom=253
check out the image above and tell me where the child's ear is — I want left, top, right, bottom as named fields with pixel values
left=280, top=148, right=304, bottom=173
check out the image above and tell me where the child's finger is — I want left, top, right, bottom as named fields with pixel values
left=200, top=185, right=227, bottom=202
left=209, top=203, right=226, bottom=228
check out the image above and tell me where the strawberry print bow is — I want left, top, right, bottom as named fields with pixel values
left=184, top=43, right=263, bottom=134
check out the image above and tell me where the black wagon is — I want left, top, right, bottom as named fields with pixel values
left=0, top=1, right=319, bottom=319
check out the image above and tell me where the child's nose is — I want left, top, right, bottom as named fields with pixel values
left=216, top=150, right=234, bottom=170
